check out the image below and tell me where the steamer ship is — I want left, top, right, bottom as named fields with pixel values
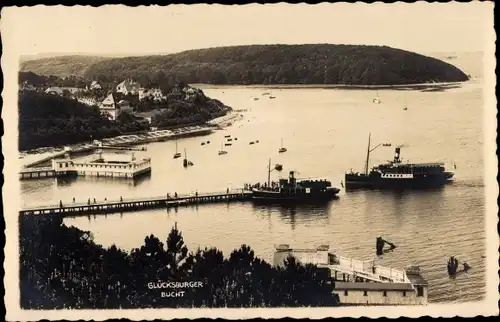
left=252, top=159, right=340, bottom=202
left=345, top=134, right=454, bottom=190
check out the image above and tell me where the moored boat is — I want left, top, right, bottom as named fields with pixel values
left=278, top=138, right=287, bottom=153
left=173, top=141, right=181, bottom=159
left=218, top=143, right=228, bottom=155
left=345, top=134, right=454, bottom=190
left=252, top=159, right=340, bottom=203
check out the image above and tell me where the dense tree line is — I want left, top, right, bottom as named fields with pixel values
left=78, top=44, right=469, bottom=85
left=20, top=55, right=109, bottom=78
left=20, top=214, right=340, bottom=309
left=18, top=91, right=148, bottom=151
left=149, top=88, right=231, bottom=128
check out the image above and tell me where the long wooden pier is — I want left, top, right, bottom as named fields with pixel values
left=19, top=189, right=252, bottom=217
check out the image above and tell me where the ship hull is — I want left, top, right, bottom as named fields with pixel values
left=252, top=188, right=340, bottom=203
left=345, top=173, right=454, bottom=191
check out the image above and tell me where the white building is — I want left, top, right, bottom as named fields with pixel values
left=138, top=88, right=150, bottom=100
left=51, top=151, right=151, bottom=179
left=99, top=93, right=119, bottom=120
left=77, top=97, right=99, bottom=107
left=273, top=244, right=428, bottom=306
left=45, top=86, right=64, bottom=96
left=116, top=79, right=141, bottom=95
left=99, top=94, right=134, bottom=120
left=90, top=81, right=102, bottom=90
left=150, top=88, right=165, bottom=101
left=61, top=87, right=83, bottom=95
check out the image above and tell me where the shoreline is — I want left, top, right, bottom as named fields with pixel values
left=19, top=112, right=244, bottom=164
left=193, top=81, right=468, bottom=90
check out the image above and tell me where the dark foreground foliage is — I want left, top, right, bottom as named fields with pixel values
left=19, top=215, right=340, bottom=309
left=80, top=44, right=469, bottom=85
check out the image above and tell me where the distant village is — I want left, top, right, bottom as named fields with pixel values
left=19, top=77, right=208, bottom=123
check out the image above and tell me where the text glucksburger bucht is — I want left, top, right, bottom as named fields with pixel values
left=148, top=281, right=204, bottom=298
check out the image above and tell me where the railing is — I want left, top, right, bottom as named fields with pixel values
left=333, top=256, right=409, bottom=283
left=21, top=188, right=248, bottom=211
left=19, top=166, right=53, bottom=173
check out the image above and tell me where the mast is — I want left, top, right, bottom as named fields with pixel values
left=365, top=133, right=371, bottom=175
left=184, top=148, right=187, bottom=159
left=176, top=141, right=178, bottom=153
left=281, top=138, right=283, bottom=149
left=268, top=158, right=271, bottom=187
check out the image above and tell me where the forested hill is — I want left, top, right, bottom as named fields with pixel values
left=20, top=55, right=111, bottom=78
left=22, top=44, right=469, bottom=85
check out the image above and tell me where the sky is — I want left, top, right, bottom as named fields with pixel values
left=1, top=3, right=494, bottom=58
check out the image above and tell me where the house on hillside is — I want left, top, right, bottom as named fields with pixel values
left=61, top=87, right=83, bottom=95
left=138, top=87, right=166, bottom=101
left=77, top=96, right=99, bottom=107
left=150, top=88, right=165, bottom=101
left=138, top=88, right=151, bottom=101
left=184, top=87, right=202, bottom=102
left=45, top=86, right=64, bottom=96
left=20, top=81, right=36, bottom=92
left=116, top=79, right=141, bottom=95
left=89, top=81, right=102, bottom=90
left=100, top=93, right=130, bottom=120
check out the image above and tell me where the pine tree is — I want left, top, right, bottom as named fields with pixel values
left=165, top=222, right=189, bottom=277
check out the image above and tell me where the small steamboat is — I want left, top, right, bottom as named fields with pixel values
left=252, top=160, right=340, bottom=203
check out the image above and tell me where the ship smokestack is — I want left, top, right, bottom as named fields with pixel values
left=394, top=147, right=401, bottom=163
left=289, top=171, right=296, bottom=185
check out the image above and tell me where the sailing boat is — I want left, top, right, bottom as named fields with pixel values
left=183, top=148, right=193, bottom=167
left=279, top=138, right=287, bottom=153
left=173, top=141, right=181, bottom=159
left=218, top=142, right=228, bottom=155
left=373, top=90, right=381, bottom=104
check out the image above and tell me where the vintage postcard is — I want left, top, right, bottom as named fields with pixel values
left=1, top=3, right=498, bottom=320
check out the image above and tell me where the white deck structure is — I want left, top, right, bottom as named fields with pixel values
left=273, top=244, right=428, bottom=305
left=51, top=151, right=151, bottom=179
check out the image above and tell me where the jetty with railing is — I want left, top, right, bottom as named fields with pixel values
left=19, top=189, right=252, bottom=217
left=274, top=244, right=428, bottom=305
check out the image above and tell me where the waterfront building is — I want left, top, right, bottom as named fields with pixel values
left=51, top=151, right=151, bottom=179
left=273, top=245, right=428, bottom=305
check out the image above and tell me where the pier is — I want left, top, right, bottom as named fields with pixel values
left=23, top=150, right=70, bottom=168
left=20, top=150, right=151, bottom=181
left=273, top=245, right=428, bottom=305
left=19, top=167, right=56, bottom=180
left=19, top=189, right=252, bottom=217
